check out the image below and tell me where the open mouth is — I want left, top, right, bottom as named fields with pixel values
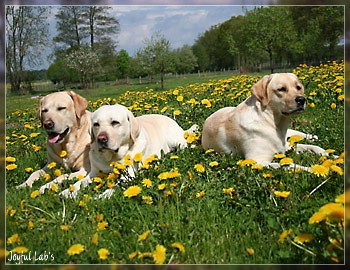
left=47, top=128, right=69, bottom=143
left=282, top=107, right=305, bottom=116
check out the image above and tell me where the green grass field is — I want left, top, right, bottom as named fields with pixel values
left=4, top=61, right=345, bottom=265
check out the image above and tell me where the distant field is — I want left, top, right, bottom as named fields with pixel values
left=5, top=62, right=345, bottom=264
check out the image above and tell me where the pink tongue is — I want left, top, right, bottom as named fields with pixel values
left=48, top=134, right=60, bottom=143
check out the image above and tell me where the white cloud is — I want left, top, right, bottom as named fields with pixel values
left=112, top=5, right=249, bottom=55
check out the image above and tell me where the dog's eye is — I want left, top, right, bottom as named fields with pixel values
left=296, top=85, right=302, bottom=90
left=57, top=107, right=66, bottom=111
left=111, top=120, right=120, bottom=126
left=277, top=87, right=286, bottom=92
left=93, top=123, right=100, bottom=128
left=41, top=109, right=48, bottom=113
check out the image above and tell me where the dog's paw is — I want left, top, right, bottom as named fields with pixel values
left=16, top=182, right=32, bottom=189
left=305, top=134, right=318, bottom=141
left=59, top=189, right=78, bottom=199
left=39, top=183, right=51, bottom=194
left=94, top=188, right=116, bottom=200
left=188, top=124, right=200, bottom=134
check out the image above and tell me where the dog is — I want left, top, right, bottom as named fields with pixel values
left=60, top=104, right=198, bottom=199
left=202, top=73, right=331, bottom=170
left=16, top=91, right=91, bottom=190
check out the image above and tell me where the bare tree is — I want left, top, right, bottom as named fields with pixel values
left=6, top=6, right=50, bottom=94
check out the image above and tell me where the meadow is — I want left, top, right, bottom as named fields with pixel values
left=4, top=61, right=346, bottom=265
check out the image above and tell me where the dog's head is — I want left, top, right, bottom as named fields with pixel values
left=38, top=91, right=88, bottom=144
left=90, top=104, right=140, bottom=155
left=252, top=73, right=306, bottom=116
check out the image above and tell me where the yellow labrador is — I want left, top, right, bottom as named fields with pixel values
left=202, top=73, right=330, bottom=170
left=16, top=91, right=91, bottom=190
left=60, top=104, right=198, bottom=199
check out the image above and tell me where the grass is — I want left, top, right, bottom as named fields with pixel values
left=4, top=61, right=345, bottom=265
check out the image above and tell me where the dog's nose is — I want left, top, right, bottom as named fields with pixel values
left=43, top=120, right=54, bottom=129
left=295, top=96, right=306, bottom=106
left=97, top=133, right=108, bottom=144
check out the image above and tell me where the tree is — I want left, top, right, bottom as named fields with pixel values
left=116, top=49, right=131, bottom=80
left=94, top=37, right=118, bottom=81
left=53, top=6, right=87, bottom=49
left=81, top=6, right=120, bottom=49
left=6, top=6, right=50, bottom=94
left=139, top=32, right=175, bottom=88
left=174, top=45, right=198, bottom=74
left=65, top=46, right=100, bottom=89
left=243, top=7, right=298, bottom=73
left=46, top=58, right=79, bottom=87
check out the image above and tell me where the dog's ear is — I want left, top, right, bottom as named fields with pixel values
left=127, top=110, right=140, bottom=144
left=37, top=97, right=44, bottom=122
left=252, top=75, right=271, bottom=107
left=88, top=122, right=95, bottom=143
left=67, top=91, right=88, bottom=119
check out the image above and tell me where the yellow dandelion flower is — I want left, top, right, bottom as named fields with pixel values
left=6, top=164, right=17, bottom=171
left=246, top=248, right=255, bottom=255
left=30, top=190, right=40, bottom=199
left=54, top=169, right=62, bottom=177
left=50, top=183, right=59, bottom=192
left=196, top=190, right=205, bottom=198
left=28, top=221, right=34, bottom=229
left=170, top=155, right=179, bottom=159
left=288, top=135, right=303, bottom=146
left=223, top=187, right=234, bottom=197
left=60, top=225, right=70, bottom=231
left=153, top=244, right=166, bottom=264
left=158, top=183, right=167, bottom=190
left=7, top=233, right=20, bottom=244
left=263, top=172, right=273, bottom=178
left=252, top=164, right=263, bottom=170
left=309, top=211, right=326, bottom=224
left=319, top=203, right=344, bottom=221
left=279, top=158, right=293, bottom=166
left=330, top=165, right=343, bottom=175
left=44, top=174, right=51, bottom=181
left=67, top=244, right=85, bottom=256
left=294, top=234, right=313, bottom=244
left=205, top=149, right=214, bottom=154
left=338, top=94, right=344, bottom=101
left=309, top=102, right=315, bottom=108
left=209, top=161, right=219, bottom=167
left=335, top=192, right=345, bottom=204
left=201, top=99, right=212, bottom=108
left=330, top=103, right=336, bottom=109
left=29, top=132, right=40, bottom=138
left=171, top=242, right=185, bottom=253
left=25, top=167, right=33, bottom=173
left=278, top=229, right=293, bottom=243
left=142, top=178, right=152, bottom=188
left=11, top=246, right=29, bottom=254
left=274, top=153, right=286, bottom=159
left=237, top=159, right=257, bottom=167
left=5, top=156, right=16, bottom=162
left=138, top=230, right=151, bottom=242
left=69, top=184, right=75, bottom=192
left=194, top=164, right=205, bottom=173
left=173, top=110, right=181, bottom=116
left=32, top=144, right=42, bottom=151
left=129, top=251, right=139, bottom=260
left=310, top=164, right=329, bottom=177
left=47, top=162, right=56, bottom=169
left=177, top=95, right=184, bottom=102
left=92, top=233, right=99, bottom=246
left=133, top=152, right=143, bottom=162
left=98, top=248, right=110, bottom=260
left=123, top=185, right=142, bottom=198
left=142, top=196, right=153, bottom=205
left=274, top=191, right=291, bottom=198
left=59, top=150, right=67, bottom=158
left=173, top=89, right=179, bottom=95
left=97, top=221, right=109, bottom=231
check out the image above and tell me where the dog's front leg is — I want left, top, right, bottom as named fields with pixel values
left=16, top=167, right=48, bottom=189
left=59, top=174, right=92, bottom=199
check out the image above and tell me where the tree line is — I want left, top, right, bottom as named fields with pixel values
left=6, top=5, right=344, bottom=94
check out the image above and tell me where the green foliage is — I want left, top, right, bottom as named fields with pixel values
left=5, top=62, right=344, bottom=265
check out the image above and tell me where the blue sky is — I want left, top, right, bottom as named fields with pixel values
left=42, top=5, right=255, bottom=69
